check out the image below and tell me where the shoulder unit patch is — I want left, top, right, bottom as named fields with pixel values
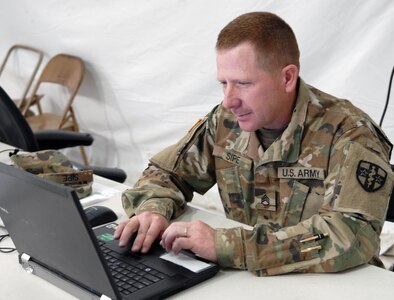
left=356, top=160, right=387, bottom=192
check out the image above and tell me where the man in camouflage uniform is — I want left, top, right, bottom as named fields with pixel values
left=115, top=12, right=394, bottom=275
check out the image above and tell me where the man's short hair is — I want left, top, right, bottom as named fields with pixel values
left=216, top=12, right=300, bottom=71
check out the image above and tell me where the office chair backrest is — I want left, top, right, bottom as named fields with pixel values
left=0, top=86, right=39, bottom=151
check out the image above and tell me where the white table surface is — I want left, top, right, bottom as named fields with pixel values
left=1, top=143, right=394, bottom=300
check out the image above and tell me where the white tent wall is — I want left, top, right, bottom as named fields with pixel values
left=1, top=0, right=393, bottom=213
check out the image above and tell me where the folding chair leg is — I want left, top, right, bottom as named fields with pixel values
left=79, top=145, right=89, bottom=166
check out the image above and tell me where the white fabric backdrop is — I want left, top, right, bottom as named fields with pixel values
left=1, top=0, right=394, bottom=212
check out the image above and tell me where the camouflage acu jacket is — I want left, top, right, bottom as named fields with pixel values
left=122, top=78, right=394, bottom=275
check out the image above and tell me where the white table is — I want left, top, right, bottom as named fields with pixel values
left=1, top=143, right=394, bottom=299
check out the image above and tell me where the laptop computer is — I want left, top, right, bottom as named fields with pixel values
left=0, top=162, right=219, bottom=299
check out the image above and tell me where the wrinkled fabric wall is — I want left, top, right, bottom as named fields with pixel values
left=1, top=0, right=394, bottom=211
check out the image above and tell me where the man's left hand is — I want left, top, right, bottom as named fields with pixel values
left=160, top=220, right=217, bottom=262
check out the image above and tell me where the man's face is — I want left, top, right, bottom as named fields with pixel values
left=216, top=42, right=290, bottom=132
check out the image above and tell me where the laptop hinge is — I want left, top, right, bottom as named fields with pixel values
left=20, top=253, right=35, bottom=274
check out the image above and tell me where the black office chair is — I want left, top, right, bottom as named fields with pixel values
left=387, top=165, right=394, bottom=222
left=387, top=194, right=394, bottom=222
left=0, top=86, right=127, bottom=183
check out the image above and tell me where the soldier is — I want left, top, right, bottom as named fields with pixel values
left=115, top=12, right=394, bottom=275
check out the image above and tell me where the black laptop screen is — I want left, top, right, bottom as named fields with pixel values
left=0, top=163, right=118, bottom=299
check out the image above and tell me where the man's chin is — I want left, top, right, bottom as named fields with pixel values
left=238, top=121, right=258, bottom=132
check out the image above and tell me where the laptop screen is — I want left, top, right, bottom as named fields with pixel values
left=0, top=162, right=118, bottom=298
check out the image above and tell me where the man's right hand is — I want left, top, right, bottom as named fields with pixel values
left=113, top=211, right=169, bottom=253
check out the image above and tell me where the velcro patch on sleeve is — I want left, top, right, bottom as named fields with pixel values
left=333, top=142, right=393, bottom=221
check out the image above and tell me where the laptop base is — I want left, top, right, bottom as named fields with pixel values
left=19, top=253, right=110, bottom=300
left=0, top=162, right=219, bottom=300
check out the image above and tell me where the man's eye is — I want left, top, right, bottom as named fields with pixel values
left=237, top=81, right=250, bottom=86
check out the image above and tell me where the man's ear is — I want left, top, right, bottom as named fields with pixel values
left=282, top=64, right=299, bottom=93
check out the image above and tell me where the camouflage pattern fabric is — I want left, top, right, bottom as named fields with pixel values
left=122, top=78, right=394, bottom=275
left=10, top=149, right=93, bottom=199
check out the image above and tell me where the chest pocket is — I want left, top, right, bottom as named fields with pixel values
left=279, top=179, right=324, bottom=226
left=281, top=180, right=309, bottom=225
left=213, top=145, right=254, bottom=224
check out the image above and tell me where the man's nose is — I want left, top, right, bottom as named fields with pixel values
left=222, top=85, right=240, bottom=109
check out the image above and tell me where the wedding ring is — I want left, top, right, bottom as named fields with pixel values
left=184, top=227, right=188, bottom=237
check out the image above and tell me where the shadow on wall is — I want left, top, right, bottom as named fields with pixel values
left=67, top=61, right=143, bottom=173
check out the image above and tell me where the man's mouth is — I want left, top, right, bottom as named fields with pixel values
left=235, top=112, right=251, bottom=120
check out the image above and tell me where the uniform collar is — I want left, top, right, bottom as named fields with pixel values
left=243, top=78, right=310, bottom=166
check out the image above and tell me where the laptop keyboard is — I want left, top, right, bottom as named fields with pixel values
left=98, top=241, right=168, bottom=296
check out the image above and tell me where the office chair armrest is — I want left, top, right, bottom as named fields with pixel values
left=74, top=163, right=127, bottom=183
left=34, top=130, right=94, bottom=150
left=91, top=166, right=127, bottom=183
